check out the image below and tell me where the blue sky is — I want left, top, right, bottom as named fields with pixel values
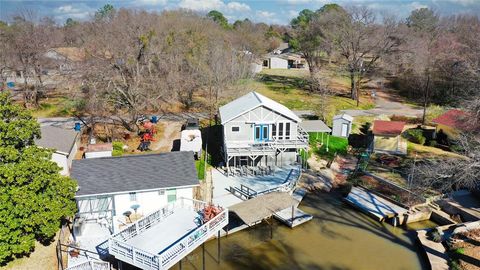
left=1, top=0, right=479, bottom=25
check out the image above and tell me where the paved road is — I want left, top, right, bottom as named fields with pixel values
left=342, top=90, right=423, bottom=117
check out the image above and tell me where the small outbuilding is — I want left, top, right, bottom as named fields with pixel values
left=84, top=143, right=113, bottom=159
left=372, top=120, right=407, bottom=155
left=35, top=125, right=80, bottom=175
left=332, top=114, right=353, bottom=138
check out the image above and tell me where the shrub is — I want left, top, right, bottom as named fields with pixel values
left=454, top=248, right=465, bottom=255
left=112, top=141, right=124, bottom=156
left=427, top=228, right=443, bottom=243
left=428, top=140, right=438, bottom=147
left=403, top=129, right=426, bottom=145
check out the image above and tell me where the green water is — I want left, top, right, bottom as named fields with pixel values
left=178, top=192, right=428, bottom=270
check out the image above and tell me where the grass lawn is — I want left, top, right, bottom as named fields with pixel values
left=308, top=132, right=348, bottom=158
left=407, top=142, right=466, bottom=159
left=239, top=69, right=375, bottom=125
left=30, top=97, right=74, bottom=118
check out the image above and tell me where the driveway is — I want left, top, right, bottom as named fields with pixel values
left=342, top=89, right=423, bottom=117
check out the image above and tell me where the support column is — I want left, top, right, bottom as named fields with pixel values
left=217, top=230, right=221, bottom=264
left=202, top=243, right=206, bottom=270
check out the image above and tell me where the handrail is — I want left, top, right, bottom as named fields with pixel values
left=109, top=198, right=228, bottom=270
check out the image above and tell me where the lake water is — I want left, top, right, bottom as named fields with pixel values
left=177, top=191, right=429, bottom=270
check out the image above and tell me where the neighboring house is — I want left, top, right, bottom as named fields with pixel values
left=44, top=47, right=86, bottom=73
left=262, top=53, right=308, bottom=69
left=262, top=43, right=307, bottom=69
left=372, top=120, right=407, bottom=155
left=332, top=114, right=353, bottom=138
left=84, top=143, right=113, bottom=159
left=219, top=91, right=309, bottom=168
left=35, top=126, right=80, bottom=175
left=432, top=109, right=469, bottom=140
left=71, top=151, right=199, bottom=234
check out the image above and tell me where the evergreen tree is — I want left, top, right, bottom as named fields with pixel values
left=0, top=93, right=77, bottom=264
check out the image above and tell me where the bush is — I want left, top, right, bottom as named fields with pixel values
left=112, top=141, right=124, bottom=156
left=428, top=140, right=438, bottom=147
left=453, top=248, right=465, bottom=255
left=427, top=228, right=443, bottom=243
left=403, top=129, right=426, bottom=145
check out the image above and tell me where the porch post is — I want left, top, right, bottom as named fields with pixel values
left=326, top=135, right=330, bottom=152
left=217, top=230, right=221, bottom=264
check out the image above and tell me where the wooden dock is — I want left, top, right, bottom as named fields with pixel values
left=344, top=186, right=408, bottom=224
left=274, top=207, right=313, bottom=228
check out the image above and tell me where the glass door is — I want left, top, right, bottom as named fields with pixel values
left=254, top=124, right=269, bottom=142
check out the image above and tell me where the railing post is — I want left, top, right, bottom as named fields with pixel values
left=132, top=246, right=136, bottom=264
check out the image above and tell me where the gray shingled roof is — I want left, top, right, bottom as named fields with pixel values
left=35, top=126, right=79, bottom=155
left=71, top=151, right=199, bottom=197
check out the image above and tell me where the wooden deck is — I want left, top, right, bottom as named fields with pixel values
left=344, top=186, right=408, bottom=222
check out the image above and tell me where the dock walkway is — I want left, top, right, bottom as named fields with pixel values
left=344, top=186, right=408, bottom=222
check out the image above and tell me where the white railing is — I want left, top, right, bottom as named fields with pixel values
left=66, top=260, right=110, bottom=270
left=109, top=198, right=228, bottom=270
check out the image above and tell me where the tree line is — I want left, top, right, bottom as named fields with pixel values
left=0, top=5, right=288, bottom=132
left=288, top=5, right=480, bottom=124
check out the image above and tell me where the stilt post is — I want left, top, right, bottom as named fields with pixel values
left=202, top=242, right=206, bottom=270
left=217, top=230, right=221, bottom=264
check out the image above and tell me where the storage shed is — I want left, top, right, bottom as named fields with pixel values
left=332, top=114, right=353, bottom=138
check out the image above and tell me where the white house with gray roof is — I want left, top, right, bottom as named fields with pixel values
left=219, top=91, right=309, bottom=169
left=71, top=151, right=199, bottom=234
left=35, top=125, right=80, bottom=175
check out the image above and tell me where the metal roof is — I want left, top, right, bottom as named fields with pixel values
left=72, top=151, right=199, bottom=197
left=299, top=120, right=332, bottom=133
left=333, top=113, right=354, bottom=122
left=219, top=91, right=301, bottom=124
left=35, top=126, right=79, bottom=155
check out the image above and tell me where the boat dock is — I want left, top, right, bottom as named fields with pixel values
left=273, top=188, right=313, bottom=228
left=344, top=186, right=408, bottom=225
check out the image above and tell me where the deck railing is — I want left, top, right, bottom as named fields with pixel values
left=236, top=167, right=301, bottom=199
left=65, top=260, right=110, bottom=270
left=108, top=198, right=228, bottom=270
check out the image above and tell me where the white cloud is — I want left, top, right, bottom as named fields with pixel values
left=257, top=10, right=275, bottom=18
left=54, top=4, right=93, bottom=21
left=178, top=0, right=251, bottom=13
left=408, top=1, right=429, bottom=11
left=433, top=0, right=477, bottom=6
left=135, top=0, right=168, bottom=5
left=226, top=2, right=251, bottom=12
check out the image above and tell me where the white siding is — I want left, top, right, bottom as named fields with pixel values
left=52, top=152, right=69, bottom=176
left=332, top=118, right=352, bottom=138
left=269, top=57, right=288, bottom=69
left=224, top=106, right=298, bottom=143
left=85, top=150, right=112, bottom=159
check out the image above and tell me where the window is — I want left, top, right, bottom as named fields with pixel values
left=262, top=125, right=269, bottom=140
left=285, top=123, right=291, bottom=140
left=129, top=192, right=137, bottom=202
left=232, top=126, right=240, bottom=132
left=167, top=189, right=177, bottom=203
left=278, top=123, right=284, bottom=139
left=272, top=124, right=276, bottom=138
left=158, top=190, right=165, bottom=196
left=254, top=126, right=261, bottom=141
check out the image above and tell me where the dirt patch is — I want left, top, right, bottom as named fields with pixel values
left=150, top=121, right=182, bottom=152
left=451, top=228, right=480, bottom=270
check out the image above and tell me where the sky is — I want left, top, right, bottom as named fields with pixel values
left=0, top=0, right=479, bottom=25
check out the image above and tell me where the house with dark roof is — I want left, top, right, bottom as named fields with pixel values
left=432, top=109, right=469, bottom=139
left=71, top=151, right=199, bottom=233
left=35, top=125, right=80, bottom=175
left=372, top=120, right=407, bottom=155
left=219, top=91, right=309, bottom=171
